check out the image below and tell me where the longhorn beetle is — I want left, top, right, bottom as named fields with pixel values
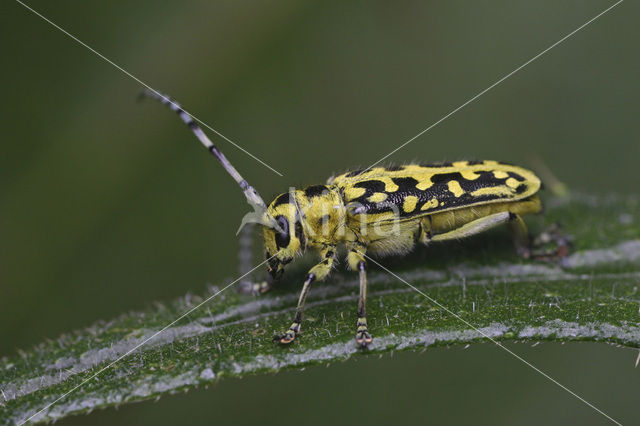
left=143, top=90, right=565, bottom=347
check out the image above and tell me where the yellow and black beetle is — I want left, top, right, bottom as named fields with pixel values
left=144, top=90, right=557, bottom=348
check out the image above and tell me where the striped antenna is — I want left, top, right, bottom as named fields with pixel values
left=141, top=89, right=276, bottom=228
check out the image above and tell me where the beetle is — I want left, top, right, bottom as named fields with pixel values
left=143, top=90, right=562, bottom=347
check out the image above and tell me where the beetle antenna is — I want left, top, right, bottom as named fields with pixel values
left=140, top=89, right=270, bottom=215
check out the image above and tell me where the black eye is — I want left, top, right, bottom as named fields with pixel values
left=274, top=216, right=290, bottom=248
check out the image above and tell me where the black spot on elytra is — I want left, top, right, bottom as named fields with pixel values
left=430, top=171, right=511, bottom=194
left=304, top=185, right=328, bottom=198
left=508, top=171, right=526, bottom=182
left=391, top=177, right=419, bottom=193
left=466, top=160, right=483, bottom=165
left=353, top=180, right=387, bottom=194
left=430, top=172, right=464, bottom=184
left=515, top=184, right=528, bottom=194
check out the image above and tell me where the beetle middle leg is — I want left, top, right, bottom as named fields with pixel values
left=347, top=244, right=373, bottom=347
left=276, top=246, right=336, bottom=344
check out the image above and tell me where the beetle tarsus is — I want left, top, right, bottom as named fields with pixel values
left=276, top=323, right=300, bottom=344
left=355, top=317, right=373, bottom=348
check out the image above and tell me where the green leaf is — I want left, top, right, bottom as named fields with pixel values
left=2, top=193, right=639, bottom=425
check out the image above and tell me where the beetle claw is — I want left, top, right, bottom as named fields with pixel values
left=275, top=323, right=300, bottom=345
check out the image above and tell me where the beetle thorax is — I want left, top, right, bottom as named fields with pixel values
left=293, top=186, right=345, bottom=246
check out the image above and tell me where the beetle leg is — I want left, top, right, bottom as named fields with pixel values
left=426, top=211, right=558, bottom=260
left=507, top=213, right=533, bottom=258
left=430, top=212, right=513, bottom=242
left=530, top=223, right=572, bottom=261
left=417, top=217, right=433, bottom=245
left=347, top=245, right=373, bottom=347
left=276, top=246, right=336, bottom=344
left=237, top=222, right=271, bottom=294
left=276, top=274, right=314, bottom=344
left=509, top=216, right=571, bottom=260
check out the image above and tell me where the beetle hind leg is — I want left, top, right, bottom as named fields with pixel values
left=530, top=223, right=572, bottom=261
left=509, top=215, right=571, bottom=261
left=507, top=212, right=533, bottom=258
left=425, top=210, right=568, bottom=261
left=429, top=211, right=513, bottom=243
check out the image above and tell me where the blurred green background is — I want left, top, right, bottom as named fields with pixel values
left=2, top=0, right=638, bottom=424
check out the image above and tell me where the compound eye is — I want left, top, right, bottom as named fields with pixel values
left=274, top=216, right=290, bottom=248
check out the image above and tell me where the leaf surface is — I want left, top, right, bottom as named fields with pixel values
left=1, top=194, right=639, bottom=425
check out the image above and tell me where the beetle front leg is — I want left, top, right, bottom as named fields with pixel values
left=277, top=273, right=314, bottom=344
left=276, top=246, right=336, bottom=344
left=237, top=222, right=272, bottom=295
left=347, top=246, right=373, bottom=347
